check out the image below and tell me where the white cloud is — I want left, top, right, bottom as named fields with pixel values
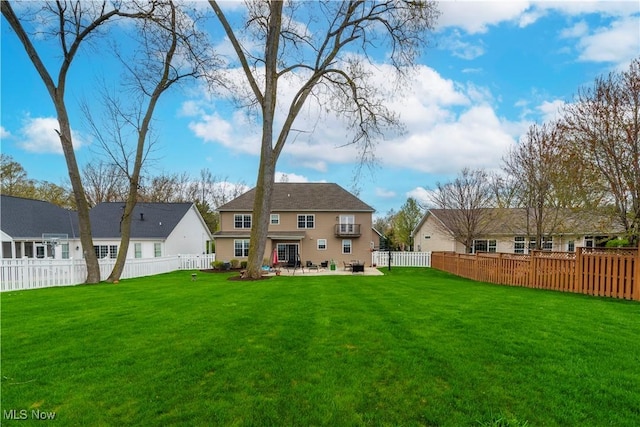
left=382, top=104, right=517, bottom=174
left=1, top=126, right=11, bottom=139
left=437, top=2, right=533, bottom=34
left=187, top=62, right=521, bottom=177
left=188, top=110, right=260, bottom=155
left=438, top=1, right=637, bottom=35
left=537, top=99, right=566, bottom=123
left=576, top=16, right=640, bottom=65
left=18, top=117, right=89, bottom=154
left=375, top=187, right=396, bottom=198
left=539, top=1, right=639, bottom=18
left=560, top=20, right=589, bottom=39
left=275, top=172, right=310, bottom=182
left=179, top=100, right=205, bottom=117
left=437, top=31, right=485, bottom=60
left=406, top=187, right=436, bottom=208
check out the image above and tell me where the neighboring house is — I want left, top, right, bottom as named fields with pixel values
left=89, top=202, right=212, bottom=259
left=412, top=208, right=624, bottom=254
left=1, top=195, right=79, bottom=259
left=1, top=195, right=212, bottom=259
left=213, top=183, right=375, bottom=266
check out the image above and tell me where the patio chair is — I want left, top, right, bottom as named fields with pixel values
left=343, top=261, right=352, bottom=271
left=306, top=260, right=319, bottom=271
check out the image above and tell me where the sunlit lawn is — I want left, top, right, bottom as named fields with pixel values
left=1, top=268, right=639, bottom=426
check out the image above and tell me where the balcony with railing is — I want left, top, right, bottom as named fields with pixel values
left=334, top=223, right=361, bottom=237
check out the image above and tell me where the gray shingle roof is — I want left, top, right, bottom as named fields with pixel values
left=218, top=183, right=375, bottom=212
left=0, top=195, right=79, bottom=239
left=90, top=202, right=194, bottom=239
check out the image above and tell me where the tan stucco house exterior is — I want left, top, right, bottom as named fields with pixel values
left=213, top=183, right=375, bottom=266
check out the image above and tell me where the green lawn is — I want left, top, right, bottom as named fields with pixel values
left=1, top=268, right=639, bottom=426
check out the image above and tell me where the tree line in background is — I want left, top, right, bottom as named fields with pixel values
left=1, top=154, right=246, bottom=237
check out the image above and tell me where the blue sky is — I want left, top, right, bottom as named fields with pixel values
left=1, top=1, right=639, bottom=216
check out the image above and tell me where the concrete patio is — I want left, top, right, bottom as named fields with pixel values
left=270, top=265, right=384, bottom=276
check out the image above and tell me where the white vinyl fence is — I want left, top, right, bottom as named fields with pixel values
left=0, top=253, right=216, bottom=292
left=372, top=251, right=431, bottom=268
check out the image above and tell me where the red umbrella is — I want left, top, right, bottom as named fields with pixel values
left=272, top=248, right=279, bottom=267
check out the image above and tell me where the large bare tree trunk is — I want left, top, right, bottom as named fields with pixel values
left=55, top=104, right=101, bottom=282
left=2, top=1, right=101, bottom=283
left=243, top=1, right=283, bottom=279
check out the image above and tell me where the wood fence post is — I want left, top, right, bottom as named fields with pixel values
left=633, top=247, right=640, bottom=301
left=529, top=250, right=536, bottom=288
left=575, top=247, right=583, bottom=294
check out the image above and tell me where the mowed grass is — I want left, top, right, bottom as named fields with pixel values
left=1, top=268, right=639, bottom=426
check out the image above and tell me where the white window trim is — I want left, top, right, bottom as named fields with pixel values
left=317, top=239, right=327, bottom=250
left=234, top=239, right=250, bottom=257
left=234, top=214, right=252, bottom=229
left=297, top=214, right=315, bottom=229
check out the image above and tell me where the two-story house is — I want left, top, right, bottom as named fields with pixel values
left=213, top=183, right=375, bottom=266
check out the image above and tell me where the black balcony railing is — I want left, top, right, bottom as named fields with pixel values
left=334, top=224, right=361, bottom=237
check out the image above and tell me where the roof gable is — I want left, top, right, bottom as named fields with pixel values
left=0, top=195, right=79, bottom=238
left=218, top=183, right=375, bottom=212
left=90, top=202, right=194, bottom=239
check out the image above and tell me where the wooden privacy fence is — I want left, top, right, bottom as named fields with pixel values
left=0, top=254, right=216, bottom=292
left=431, top=247, right=639, bottom=301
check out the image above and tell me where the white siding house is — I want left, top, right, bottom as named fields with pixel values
left=1, top=195, right=212, bottom=260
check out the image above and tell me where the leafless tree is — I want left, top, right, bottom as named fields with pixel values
left=208, top=0, right=439, bottom=278
left=502, top=122, right=578, bottom=249
left=82, top=161, right=129, bottom=207
left=140, top=171, right=193, bottom=202
left=81, top=2, right=220, bottom=282
left=488, top=173, right=519, bottom=209
left=563, top=58, right=640, bottom=246
left=1, top=1, right=157, bottom=282
left=429, top=167, right=495, bottom=253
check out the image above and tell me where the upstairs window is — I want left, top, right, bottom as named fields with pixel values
left=234, top=214, right=252, bottom=229
left=297, top=214, right=314, bottom=229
